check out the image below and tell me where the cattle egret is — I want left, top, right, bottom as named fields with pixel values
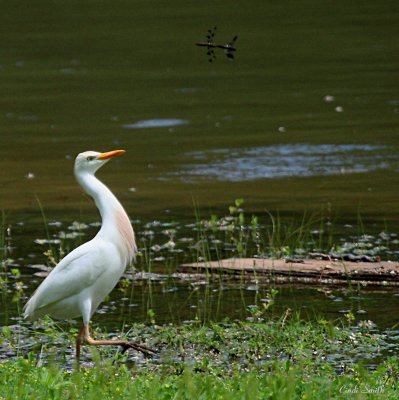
left=24, top=150, right=154, bottom=360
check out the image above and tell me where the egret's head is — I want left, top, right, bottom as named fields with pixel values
left=74, top=150, right=126, bottom=175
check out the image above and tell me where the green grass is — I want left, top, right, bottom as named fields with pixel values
left=2, top=203, right=399, bottom=398
left=183, top=199, right=399, bottom=266
left=1, top=315, right=398, bottom=399
left=0, top=356, right=397, bottom=399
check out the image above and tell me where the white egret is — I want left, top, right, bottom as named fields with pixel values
left=24, top=149, right=154, bottom=360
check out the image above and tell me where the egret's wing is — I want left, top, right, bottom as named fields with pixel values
left=23, top=239, right=112, bottom=318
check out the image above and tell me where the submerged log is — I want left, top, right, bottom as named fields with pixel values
left=179, top=258, right=399, bottom=286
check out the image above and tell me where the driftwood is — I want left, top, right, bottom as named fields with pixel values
left=179, top=257, right=399, bottom=286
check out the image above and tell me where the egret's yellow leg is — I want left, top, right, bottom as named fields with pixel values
left=76, top=325, right=155, bottom=361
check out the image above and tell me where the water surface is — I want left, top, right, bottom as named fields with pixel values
left=172, top=144, right=398, bottom=181
left=0, top=1, right=399, bottom=359
left=0, top=0, right=398, bottom=222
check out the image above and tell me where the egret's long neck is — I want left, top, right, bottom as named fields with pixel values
left=76, top=171, right=136, bottom=264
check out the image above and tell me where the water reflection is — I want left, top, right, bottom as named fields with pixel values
left=122, top=119, right=189, bottom=129
left=173, top=144, right=398, bottom=182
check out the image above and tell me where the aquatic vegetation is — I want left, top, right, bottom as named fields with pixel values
left=28, top=200, right=399, bottom=278
left=1, top=200, right=398, bottom=330
left=1, top=206, right=399, bottom=398
left=0, top=317, right=398, bottom=398
left=1, top=201, right=399, bottom=379
left=0, top=212, right=26, bottom=322
left=181, top=200, right=399, bottom=263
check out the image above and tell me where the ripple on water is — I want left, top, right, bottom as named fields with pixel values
left=172, top=143, right=398, bottom=182
left=122, top=118, right=189, bottom=129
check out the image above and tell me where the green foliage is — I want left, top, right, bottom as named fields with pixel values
left=1, top=315, right=398, bottom=398
left=0, top=346, right=397, bottom=399
left=189, top=199, right=343, bottom=263
left=3, top=201, right=399, bottom=398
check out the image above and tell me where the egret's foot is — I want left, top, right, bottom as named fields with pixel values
left=120, top=341, right=157, bottom=356
left=75, top=324, right=157, bottom=361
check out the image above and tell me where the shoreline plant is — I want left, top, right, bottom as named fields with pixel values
left=1, top=315, right=398, bottom=398
left=1, top=202, right=399, bottom=398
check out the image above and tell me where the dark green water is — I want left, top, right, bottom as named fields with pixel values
left=1, top=0, right=399, bottom=221
left=1, top=1, right=399, bottom=348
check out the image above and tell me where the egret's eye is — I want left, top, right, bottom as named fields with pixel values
left=86, top=156, right=96, bottom=161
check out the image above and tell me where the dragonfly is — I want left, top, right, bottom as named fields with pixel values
left=195, top=26, right=238, bottom=62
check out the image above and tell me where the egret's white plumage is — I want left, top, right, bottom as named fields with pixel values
left=24, top=150, right=152, bottom=359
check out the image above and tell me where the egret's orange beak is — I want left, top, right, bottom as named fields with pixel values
left=97, top=150, right=126, bottom=160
